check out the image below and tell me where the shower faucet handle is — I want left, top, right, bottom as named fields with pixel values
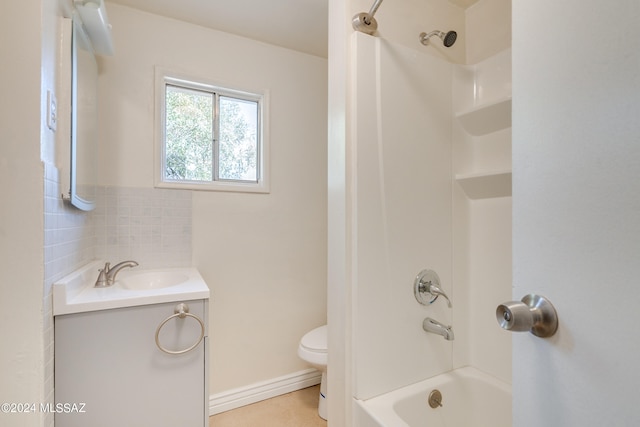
left=414, top=269, right=452, bottom=307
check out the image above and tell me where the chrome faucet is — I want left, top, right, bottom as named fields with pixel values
left=423, top=280, right=452, bottom=308
left=423, top=317, right=454, bottom=341
left=94, top=260, right=139, bottom=287
left=414, top=269, right=452, bottom=307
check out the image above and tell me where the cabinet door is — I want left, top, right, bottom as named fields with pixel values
left=55, top=300, right=207, bottom=427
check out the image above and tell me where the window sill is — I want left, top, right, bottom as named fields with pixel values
left=155, top=180, right=270, bottom=194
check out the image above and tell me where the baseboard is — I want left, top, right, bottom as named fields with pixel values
left=209, top=368, right=322, bottom=415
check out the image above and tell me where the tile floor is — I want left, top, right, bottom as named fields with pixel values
left=209, top=385, right=327, bottom=427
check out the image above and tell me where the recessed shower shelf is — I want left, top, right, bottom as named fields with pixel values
left=456, top=170, right=512, bottom=199
left=456, top=97, right=512, bottom=136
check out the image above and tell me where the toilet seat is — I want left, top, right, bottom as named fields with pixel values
left=300, top=325, right=327, bottom=353
left=298, top=325, right=327, bottom=367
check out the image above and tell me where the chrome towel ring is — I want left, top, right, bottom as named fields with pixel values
left=155, top=303, right=205, bottom=355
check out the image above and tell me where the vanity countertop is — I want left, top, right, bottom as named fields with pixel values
left=53, top=261, right=210, bottom=316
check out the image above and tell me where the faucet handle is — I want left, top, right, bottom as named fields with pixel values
left=414, top=269, right=452, bottom=307
left=95, top=264, right=110, bottom=288
left=428, top=283, right=452, bottom=308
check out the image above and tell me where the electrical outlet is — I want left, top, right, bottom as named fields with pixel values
left=47, top=90, right=57, bottom=132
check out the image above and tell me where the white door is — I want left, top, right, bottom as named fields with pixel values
left=513, top=2, right=640, bottom=426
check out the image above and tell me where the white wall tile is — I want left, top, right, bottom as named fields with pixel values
left=93, top=186, right=192, bottom=269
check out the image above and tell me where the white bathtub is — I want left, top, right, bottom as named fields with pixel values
left=354, top=367, right=511, bottom=427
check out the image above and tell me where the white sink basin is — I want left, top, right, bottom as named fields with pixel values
left=53, top=261, right=210, bottom=315
left=118, top=271, right=190, bottom=290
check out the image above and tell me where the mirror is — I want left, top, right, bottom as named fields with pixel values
left=69, top=19, right=98, bottom=211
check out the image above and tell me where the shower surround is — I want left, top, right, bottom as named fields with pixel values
left=352, top=32, right=453, bottom=400
left=349, top=25, right=512, bottom=415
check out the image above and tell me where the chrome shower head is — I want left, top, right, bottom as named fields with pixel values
left=442, top=30, right=457, bottom=47
left=419, top=30, right=458, bottom=47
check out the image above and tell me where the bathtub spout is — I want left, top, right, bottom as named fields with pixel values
left=423, top=317, right=454, bottom=340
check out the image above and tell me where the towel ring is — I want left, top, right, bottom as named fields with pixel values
left=155, top=303, right=205, bottom=355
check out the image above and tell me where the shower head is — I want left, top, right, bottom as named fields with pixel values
left=419, top=30, right=458, bottom=47
left=442, top=30, right=457, bottom=47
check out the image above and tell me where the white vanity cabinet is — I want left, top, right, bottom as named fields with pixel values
left=54, top=299, right=208, bottom=427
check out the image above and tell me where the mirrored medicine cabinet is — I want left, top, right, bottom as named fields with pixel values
left=61, top=0, right=113, bottom=211
left=66, top=18, right=98, bottom=211
left=62, top=0, right=114, bottom=211
left=61, top=0, right=114, bottom=211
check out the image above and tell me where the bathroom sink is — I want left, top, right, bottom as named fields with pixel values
left=118, top=271, right=190, bottom=290
left=53, top=261, right=210, bottom=315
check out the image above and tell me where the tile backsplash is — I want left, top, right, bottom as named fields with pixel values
left=45, top=168, right=192, bottom=278
left=93, top=186, right=192, bottom=269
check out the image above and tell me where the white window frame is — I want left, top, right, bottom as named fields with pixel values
left=155, top=68, right=270, bottom=193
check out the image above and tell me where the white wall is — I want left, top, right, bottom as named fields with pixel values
left=0, top=2, right=46, bottom=426
left=0, top=0, right=77, bottom=425
left=326, top=0, right=352, bottom=423
left=465, top=0, right=511, bottom=64
left=513, top=1, right=640, bottom=425
left=99, top=4, right=328, bottom=395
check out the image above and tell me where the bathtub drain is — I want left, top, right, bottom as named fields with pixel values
left=428, top=389, right=443, bottom=408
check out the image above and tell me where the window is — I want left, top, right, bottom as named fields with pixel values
left=156, top=70, right=269, bottom=193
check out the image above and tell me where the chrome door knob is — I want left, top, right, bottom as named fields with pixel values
left=496, top=294, right=558, bottom=338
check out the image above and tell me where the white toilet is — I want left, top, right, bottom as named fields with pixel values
left=298, top=325, right=328, bottom=420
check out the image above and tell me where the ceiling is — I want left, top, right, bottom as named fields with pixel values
left=448, top=0, right=479, bottom=8
left=106, top=0, right=329, bottom=57
left=105, top=0, right=479, bottom=59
